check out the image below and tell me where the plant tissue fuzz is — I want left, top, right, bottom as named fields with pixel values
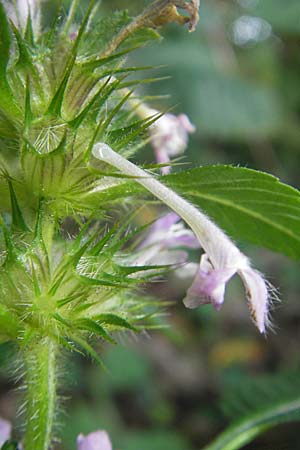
left=0, top=0, right=275, bottom=448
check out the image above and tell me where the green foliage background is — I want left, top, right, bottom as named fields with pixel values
left=1, top=0, right=300, bottom=449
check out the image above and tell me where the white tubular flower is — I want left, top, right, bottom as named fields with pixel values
left=92, top=143, right=271, bottom=333
left=77, top=430, right=112, bottom=450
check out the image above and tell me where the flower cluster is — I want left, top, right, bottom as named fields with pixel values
left=0, top=0, right=276, bottom=448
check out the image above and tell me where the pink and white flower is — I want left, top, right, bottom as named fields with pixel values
left=77, top=430, right=112, bottom=450
left=149, top=112, right=195, bottom=174
left=92, top=142, right=271, bottom=333
left=134, top=104, right=195, bottom=174
left=135, top=212, right=200, bottom=267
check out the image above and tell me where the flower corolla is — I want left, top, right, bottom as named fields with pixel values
left=77, top=430, right=112, bottom=450
left=135, top=104, right=195, bottom=174
left=136, top=212, right=200, bottom=267
left=92, top=143, right=271, bottom=333
left=149, top=111, right=195, bottom=174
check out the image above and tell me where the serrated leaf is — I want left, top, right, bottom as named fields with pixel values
left=165, top=166, right=300, bottom=259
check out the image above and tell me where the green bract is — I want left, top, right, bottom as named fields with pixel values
left=0, top=2, right=165, bottom=448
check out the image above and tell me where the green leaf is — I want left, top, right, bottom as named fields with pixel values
left=107, top=114, right=160, bottom=152
left=24, top=9, right=34, bottom=45
left=1, top=441, right=20, bottom=450
left=78, top=47, right=140, bottom=71
left=141, top=41, right=282, bottom=138
left=0, top=304, right=19, bottom=340
left=0, top=215, right=17, bottom=262
left=165, top=166, right=300, bottom=259
left=92, top=313, right=137, bottom=331
left=80, top=10, right=132, bottom=55
left=0, top=3, right=11, bottom=81
left=0, top=3, right=18, bottom=116
left=71, top=335, right=105, bottom=368
left=77, top=273, right=131, bottom=289
left=193, top=75, right=282, bottom=138
left=75, top=318, right=115, bottom=343
left=203, top=397, right=300, bottom=450
left=251, top=0, right=300, bottom=34
left=67, top=77, right=111, bottom=129
left=47, top=0, right=97, bottom=115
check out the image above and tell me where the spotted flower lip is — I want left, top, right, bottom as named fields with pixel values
left=77, top=430, right=112, bottom=450
left=92, top=142, right=271, bottom=333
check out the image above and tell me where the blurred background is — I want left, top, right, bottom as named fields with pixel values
left=1, top=0, right=300, bottom=448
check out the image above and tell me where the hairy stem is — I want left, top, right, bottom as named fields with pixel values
left=23, top=338, right=57, bottom=450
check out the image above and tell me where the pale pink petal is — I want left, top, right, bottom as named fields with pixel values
left=77, top=430, right=112, bottom=450
left=148, top=112, right=195, bottom=174
left=141, top=213, right=199, bottom=251
left=183, top=254, right=235, bottom=310
left=154, top=147, right=170, bottom=174
left=0, top=417, right=12, bottom=447
left=177, top=114, right=196, bottom=133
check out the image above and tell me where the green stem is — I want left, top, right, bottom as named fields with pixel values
left=23, top=337, right=57, bottom=450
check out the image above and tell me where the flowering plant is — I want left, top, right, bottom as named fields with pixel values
left=0, top=0, right=299, bottom=449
